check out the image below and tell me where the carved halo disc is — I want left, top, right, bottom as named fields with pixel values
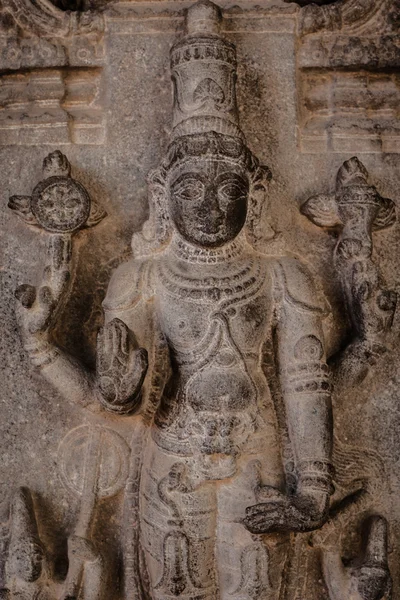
left=31, top=176, right=91, bottom=233
left=57, top=425, right=130, bottom=499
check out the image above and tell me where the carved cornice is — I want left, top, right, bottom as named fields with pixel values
left=296, top=0, right=400, bottom=153
left=298, top=0, right=393, bottom=36
left=104, top=1, right=297, bottom=35
left=1, top=0, right=104, bottom=37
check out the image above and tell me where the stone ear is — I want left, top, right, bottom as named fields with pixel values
left=373, top=197, right=396, bottom=231
left=300, top=194, right=342, bottom=229
left=252, top=165, right=272, bottom=191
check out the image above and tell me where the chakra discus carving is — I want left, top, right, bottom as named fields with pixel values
left=8, top=150, right=106, bottom=234
left=31, top=176, right=91, bottom=233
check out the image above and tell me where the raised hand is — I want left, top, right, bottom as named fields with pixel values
left=15, top=234, right=72, bottom=338
left=243, top=488, right=329, bottom=534
left=96, top=318, right=148, bottom=413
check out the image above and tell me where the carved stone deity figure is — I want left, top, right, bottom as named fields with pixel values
left=9, top=1, right=336, bottom=598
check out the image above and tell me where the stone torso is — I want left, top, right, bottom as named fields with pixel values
left=151, top=236, right=277, bottom=479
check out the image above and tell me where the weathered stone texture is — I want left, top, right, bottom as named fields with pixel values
left=1, top=0, right=400, bottom=599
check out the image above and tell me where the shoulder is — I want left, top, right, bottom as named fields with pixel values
left=270, top=255, right=330, bottom=315
left=103, top=256, right=155, bottom=312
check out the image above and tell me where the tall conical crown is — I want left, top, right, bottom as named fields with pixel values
left=170, top=0, right=244, bottom=141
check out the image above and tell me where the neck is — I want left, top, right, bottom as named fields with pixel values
left=170, top=232, right=247, bottom=264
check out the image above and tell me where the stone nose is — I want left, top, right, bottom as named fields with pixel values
left=200, top=186, right=224, bottom=224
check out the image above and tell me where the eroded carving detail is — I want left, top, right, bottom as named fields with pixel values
left=295, top=0, right=400, bottom=153
left=298, top=0, right=391, bottom=36
left=0, top=425, right=129, bottom=600
left=1, top=0, right=103, bottom=39
left=310, top=434, right=392, bottom=600
left=298, top=70, right=400, bottom=154
left=301, top=156, right=397, bottom=384
left=321, top=515, right=391, bottom=600
left=0, top=69, right=105, bottom=146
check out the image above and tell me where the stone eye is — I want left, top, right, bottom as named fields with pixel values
left=217, top=180, right=248, bottom=206
left=172, top=178, right=204, bottom=203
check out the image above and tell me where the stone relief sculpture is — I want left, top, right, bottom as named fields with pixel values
left=4, top=0, right=396, bottom=599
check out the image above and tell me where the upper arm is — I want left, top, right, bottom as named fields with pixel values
left=102, top=257, right=154, bottom=346
left=103, top=257, right=151, bottom=313
left=273, top=257, right=330, bottom=374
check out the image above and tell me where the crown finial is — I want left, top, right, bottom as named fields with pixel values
left=186, top=0, right=221, bottom=35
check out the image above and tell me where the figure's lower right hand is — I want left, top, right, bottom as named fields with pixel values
left=96, top=318, right=148, bottom=413
left=243, top=488, right=329, bottom=534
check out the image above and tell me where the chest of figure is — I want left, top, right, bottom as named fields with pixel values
left=155, top=259, right=274, bottom=359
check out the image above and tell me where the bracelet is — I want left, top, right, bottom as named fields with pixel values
left=297, top=460, right=335, bottom=495
left=24, top=337, right=60, bottom=368
left=284, top=363, right=332, bottom=395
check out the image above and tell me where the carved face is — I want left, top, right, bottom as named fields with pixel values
left=168, top=157, right=249, bottom=248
